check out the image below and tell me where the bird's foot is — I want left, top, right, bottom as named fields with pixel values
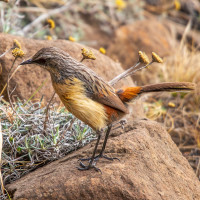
left=78, top=154, right=119, bottom=172
left=79, top=154, right=120, bottom=162
left=113, top=119, right=127, bottom=130
left=119, top=119, right=127, bottom=129
left=97, top=154, right=120, bottom=161
left=77, top=161, right=101, bottom=172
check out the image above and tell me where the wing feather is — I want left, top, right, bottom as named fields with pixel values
left=85, top=75, right=128, bottom=114
left=71, top=62, right=129, bottom=114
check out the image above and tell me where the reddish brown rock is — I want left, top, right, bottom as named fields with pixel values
left=7, top=119, right=200, bottom=200
left=107, top=20, right=172, bottom=69
left=0, top=33, right=133, bottom=102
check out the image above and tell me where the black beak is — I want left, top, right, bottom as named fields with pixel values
left=20, top=59, right=33, bottom=65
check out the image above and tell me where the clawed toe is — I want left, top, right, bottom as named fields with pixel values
left=77, top=161, right=101, bottom=172
left=79, top=161, right=87, bottom=168
left=101, top=155, right=120, bottom=161
left=78, top=154, right=120, bottom=164
left=78, top=155, right=99, bottom=162
left=78, top=157, right=92, bottom=161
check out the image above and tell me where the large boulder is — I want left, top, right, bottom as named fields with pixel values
left=7, top=119, right=200, bottom=200
left=107, top=19, right=172, bottom=69
left=0, top=33, right=133, bottom=102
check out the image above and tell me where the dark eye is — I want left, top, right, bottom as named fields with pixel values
left=35, top=58, right=46, bottom=65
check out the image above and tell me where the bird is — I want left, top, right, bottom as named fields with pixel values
left=20, top=47, right=195, bottom=171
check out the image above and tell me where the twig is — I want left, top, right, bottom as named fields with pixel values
left=16, top=7, right=47, bottom=13
left=80, top=58, right=85, bottom=62
left=57, top=117, right=76, bottom=145
left=43, top=92, right=56, bottom=135
left=23, top=78, right=48, bottom=106
left=0, top=48, right=12, bottom=58
left=7, top=60, right=25, bottom=122
left=0, top=120, right=4, bottom=195
left=18, top=0, right=74, bottom=35
left=109, top=62, right=140, bottom=86
left=65, top=118, right=76, bottom=133
left=29, top=24, right=49, bottom=38
left=109, top=61, right=153, bottom=86
left=0, top=64, right=21, bottom=97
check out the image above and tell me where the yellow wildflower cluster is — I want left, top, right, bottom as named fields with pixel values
left=47, top=19, right=55, bottom=30
left=46, top=35, right=53, bottom=40
left=138, top=51, right=150, bottom=65
left=81, top=48, right=96, bottom=60
left=69, top=36, right=76, bottom=42
left=152, top=52, right=163, bottom=63
left=168, top=102, right=176, bottom=108
left=99, top=47, right=106, bottom=54
left=12, top=39, right=25, bottom=58
left=115, top=0, right=126, bottom=10
left=174, top=0, right=181, bottom=11
left=13, top=39, right=21, bottom=49
left=12, top=48, right=25, bottom=58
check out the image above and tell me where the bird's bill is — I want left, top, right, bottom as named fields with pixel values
left=20, top=59, right=33, bottom=65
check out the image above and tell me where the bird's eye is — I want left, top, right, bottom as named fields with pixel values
left=35, top=58, right=46, bottom=65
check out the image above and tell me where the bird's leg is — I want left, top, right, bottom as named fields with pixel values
left=98, top=124, right=112, bottom=157
left=78, top=130, right=102, bottom=171
left=80, top=124, right=119, bottom=162
left=97, top=124, right=119, bottom=161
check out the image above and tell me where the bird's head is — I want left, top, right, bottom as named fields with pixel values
left=20, top=47, right=64, bottom=67
left=20, top=47, right=73, bottom=81
left=20, top=47, right=75, bottom=84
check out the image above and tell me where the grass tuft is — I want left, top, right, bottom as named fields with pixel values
left=0, top=97, right=95, bottom=198
left=143, top=38, right=200, bottom=180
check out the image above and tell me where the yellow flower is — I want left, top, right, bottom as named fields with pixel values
left=81, top=48, right=96, bottom=60
left=168, top=102, right=176, bottom=108
left=46, top=35, right=52, bottom=40
left=68, top=36, right=76, bottom=42
left=115, top=0, right=126, bottom=10
left=47, top=19, right=55, bottom=30
left=152, top=52, right=163, bottom=63
left=138, top=51, right=150, bottom=65
left=174, top=0, right=181, bottom=11
left=99, top=47, right=106, bottom=54
left=12, top=48, right=25, bottom=58
left=13, top=39, right=21, bottom=49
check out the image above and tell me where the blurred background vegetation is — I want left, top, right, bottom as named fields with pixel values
left=0, top=0, right=200, bottom=198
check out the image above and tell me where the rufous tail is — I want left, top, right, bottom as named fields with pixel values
left=116, top=82, right=195, bottom=103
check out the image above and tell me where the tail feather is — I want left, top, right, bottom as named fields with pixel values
left=116, top=86, right=142, bottom=102
left=140, top=82, right=195, bottom=93
left=116, top=82, right=195, bottom=103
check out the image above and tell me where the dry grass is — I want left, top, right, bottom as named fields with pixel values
left=143, top=34, right=200, bottom=180
left=0, top=98, right=94, bottom=199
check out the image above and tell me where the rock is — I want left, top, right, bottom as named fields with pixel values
left=6, top=119, right=200, bottom=200
left=107, top=19, right=172, bottom=69
left=0, top=33, right=133, bottom=102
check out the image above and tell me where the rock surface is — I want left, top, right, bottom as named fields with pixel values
left=107, top=19, right=172, bottom=69
left=0, top=33, right=133, bottom=102
left=7, top=119, right=200, bottom=200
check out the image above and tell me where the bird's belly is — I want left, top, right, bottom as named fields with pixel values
left=53, top=80, right=108, bottom=131
left=62, top=96, right=108, bottom=131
